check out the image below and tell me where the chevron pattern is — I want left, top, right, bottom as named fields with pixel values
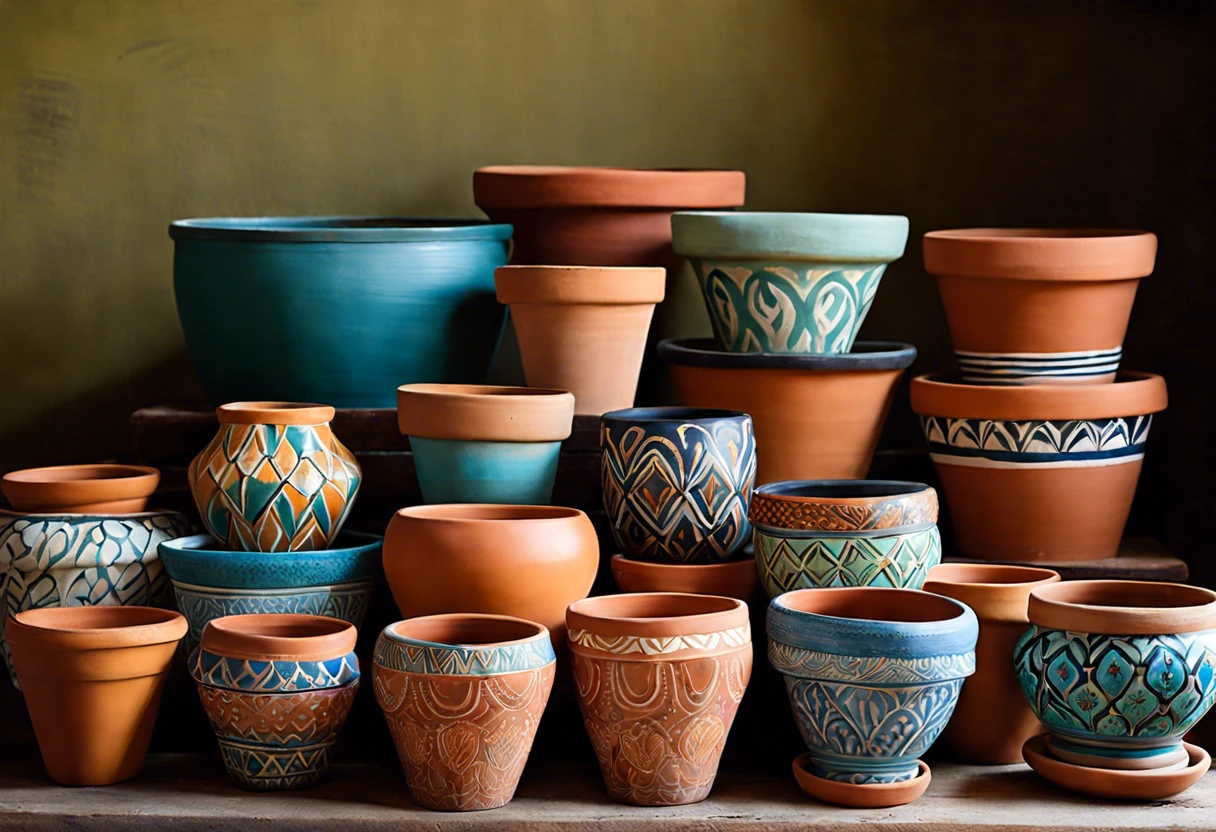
left=568, top=623, right=751, bottom=657
left=755, top=527, right=941, bottom=597
left=768, top=641, right=975, bottom=684
left=197, top=683, right=358, bottom=747
left=921, top=416, right=1152, bottom=465
left=374, top=632, right=555, bottom=677
left=191, top=648, right=359, bottom=692
left=218, top=738, right=337, bottom=791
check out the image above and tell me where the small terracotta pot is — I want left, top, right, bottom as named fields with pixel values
left=397, top=384, right=574, bottom=504
left=384, top=504, right=599, bottom=646
left=659, top=338, right=916, bottom=484
left=1, top=464, right=160, bottom=514
left=911, top=372, right=1168, bottom=561
left=924, top=229, right=1157, bottom=385
left=566, top=592, right=752, bottom=806
left=373, top=614, right=556, bottom=811
left=188, top=402, right=362, bottom=552
left=191, top=614, right=359, bottom=791
left=495, top=266, right=666, bottom=415
left=923, top=563, right=1061, bottom=764
left=609, top=553, right=757, bottom=601
left=7, top=605, right=187, bottom=785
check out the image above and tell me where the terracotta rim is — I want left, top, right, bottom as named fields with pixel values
left=6, top=606, right=187, bottom=650
left=750, top=480, right=938, bottom=532
left=396, top=384, right=574, bottom=442
left=925, top=563, right=1062, bottom=588
left=216, top=402, right=336, bottom=426
left=923, top=229, right=1157, bottom=281
left=170, top=217, right=513, bottom=243
left=472, top=166, right=746, bottom=209
left=910, top=372, right=1168, bottom=420
left=1027, top=580, right=1216, bottom=635
left=200, top=614, right=357, bottom=661
left=792, top=753, right=931, bottom=808
left=1, top=464, right=160, bottom=512
left=658, top=338, right=917, bottom=371
left=495, top=265, right=667, bottom=305
left=566, top=592, right=748, bottom=638
left=753, top=479, right=931, bottom=504
left=384, top=613, right=549, bottom=649
left=773, top=587, right=971, bottom=627
left=609, top=553, right=758, bottom=598
left=394, top=503, right=587, bottom=524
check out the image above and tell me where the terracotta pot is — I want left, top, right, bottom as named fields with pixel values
left=566, top=592, right=752, bottom=806
left=911, top=373, right=1168, bottom=561
left=923, top=563, right=1060, bottom=764
left=495, top=266, right=666, bottom=415
left=373, top=614, right=556, bottom=811
left=1015, top=580, right=1216, bottom=771
left=7, top=605, right=187, bottom=785
left=609, top=553, right=757, bottom=601
left=659, top=338, right=916, bottom=484
left=191, top=613, right=359, bottom=790
left=924, top=229, right=1157, bottom=385
left=188, top=402, right=362, bottom=552
left=384, top=504, right=598, bottom=645
left=1, top=464, right=160, bottom=514
left=396, top=384, right=574, bottom=504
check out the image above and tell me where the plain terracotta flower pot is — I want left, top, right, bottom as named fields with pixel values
left=6, top=605, right=187, bottom=785
left=495, top=266, right=666, bottom=415
left=609, top=553, right=758, bottom=601
left=566, top=592, right=752, bottom=806
left=658, top=338, right=916, bottom=484
left=1, top=464, right=160, bottom=514
left=911, top=372, right=1168, bottom=561
left=383, top=504, right=599, bottom=646
left=923, top=229, right=1157, bottom=385
left=923, top=563, right=1061, bottom=764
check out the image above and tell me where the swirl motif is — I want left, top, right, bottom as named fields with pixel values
left=755, top=526, right=941, bottom=597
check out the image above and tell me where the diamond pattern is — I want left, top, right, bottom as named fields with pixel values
left=755, top=527, right=941, bottom=598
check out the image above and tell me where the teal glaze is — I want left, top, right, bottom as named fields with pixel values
left=158, top=532, right=382, bottom=590
left=409, top=436, right=562, bottom=505
left=170, top=218, right=512, bottom=408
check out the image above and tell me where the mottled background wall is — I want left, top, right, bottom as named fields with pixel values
left=1, top=0, right=1213, bottom=579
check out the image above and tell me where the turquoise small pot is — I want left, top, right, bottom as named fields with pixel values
left=672, top=212, right=909, bottom=354
left=410, top=437, right=561, bottom=505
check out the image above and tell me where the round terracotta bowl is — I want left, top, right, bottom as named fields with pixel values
left=924, top=229, right=1156, bottom=385
left=1015, top=580, right=1216, bottom=772
left=609, top=553, right=758, bottom=601
left=750, top=480, right=940, bottom=597
left=659, top=338, right=916, bottom=484
left=1, top=464, right=160, bottom=514
left=911, top=372, right=1168, bottom=561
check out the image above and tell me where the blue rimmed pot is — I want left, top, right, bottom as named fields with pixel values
left=190, top=613, right=359, bottom=791
left=749, top=480, right=940, bottom=598
left=768, top=587, right=977, bottom=785
left=159, top=532, right=380, bottom=650
left=672, top=212, right=909, bottom=354
left=169, top=217, right=512, bottom=408
left=1015, top=580, right=1216, bottom=772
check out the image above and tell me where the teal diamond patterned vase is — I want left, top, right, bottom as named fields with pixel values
left=1015, top=580, right=1216, bottom=771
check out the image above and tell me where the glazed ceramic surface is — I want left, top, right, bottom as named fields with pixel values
left=601, top=407, right=755, bottom=564
left=170, top=218, right=511, bottom=408
left=1, top=464, right=160, bottom=514
left=373, top=614, right=556, bottom=811
left=673, top=212, right=909, bottom=354
left=768, top=587, right=977, bottom=784
left=189, top=403, right=361, bottom=552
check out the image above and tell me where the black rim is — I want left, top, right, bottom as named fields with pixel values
left=601, top=406, right=748, bottom=424
left=657, top=338, right=917, bottom=370
left=754, top=479, right=930, bottom=500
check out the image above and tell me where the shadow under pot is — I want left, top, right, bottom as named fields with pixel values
left=373, top=613, right=556, bottom=811
left=396, top=384, right=574, bottom=505
left=750, top=480, right=941, bottom=598
left=190, top=613, right=360, bottom=791
left=1, top=464, right=160, bottom=514
left=911, top=372, right=1168, bottom=561
left=566, top=592, right=753, bottom=806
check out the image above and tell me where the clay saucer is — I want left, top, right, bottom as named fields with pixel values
left=610, top=553, right=757, bottom=601
left=1, top=464, right=160, bottom=514
left=791, top=753, right=931, bottom=808
left=1023, top=734, right=1210, bottom=800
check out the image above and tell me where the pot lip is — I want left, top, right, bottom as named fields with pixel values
left=472, top=166, right=746, bottom=209
left=396, top=384, right=575, bottom=442
left=566, top=591, right=748, bottom=637
left=215, top=401, right=336, bottom=426
left=769, top=587, right=974, bottom=634
left=1027, top=579, right=1216, bottom=635
left=924, top=563, right=1062, bottom=590
left=672, top=210, right=910, bottom=261
left=910, top=372, right=1168, bottom=420
left=199, top=613, right=357, bottom=661
left=923, top=228, right=1156, bottom=281
left=393, top=503, right=588, bottom=524
left=609, top=553, right=756, bottom=574
left=753, top=479, right=932, bottom=503
left=601, top=406, right=750, bottom=425
left=658, top=338, right=917, bottom=371
left=0, top=507, right=186, bottom=522
left=494, top=265, right=667, bottom=305
left=1, top=464, right=160, bottom=512
left=169, top=216, right=514, bottom=243
left=6, top=606, right=187, bottom=650
left=382, top=613, right=551, bottom=651
left=159, top=531, right=382, bottom=558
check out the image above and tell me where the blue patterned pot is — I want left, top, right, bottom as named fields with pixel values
left=1015, top=580, right=1216, bottom=770
left=672, top=212, right=909, bottom=354
left=170, top=218, right=512, bottom=408
left=768, top=587, right=977, bottom=783
left=601, top=407, right=755, bottom=563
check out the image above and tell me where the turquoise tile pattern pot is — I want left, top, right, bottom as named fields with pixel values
left=410, top=436, right=562, bottom=505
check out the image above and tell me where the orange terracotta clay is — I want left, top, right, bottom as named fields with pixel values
left=396, top=384, right=575, bottom=442
left=1026, top=579, right=1216, bottom=635
left=566, top=593, right=752, bottom=806
left=792, top=754, right=931, bottom=809
left=924, top=563, right=1060, bottom=764
left=6, top=606, right=187, bottom=785
left=1, top=464, right=160, bottom=514
left=1023, top=735, right=1211, bottom=801
left=609, top=554, right=757, bottom=601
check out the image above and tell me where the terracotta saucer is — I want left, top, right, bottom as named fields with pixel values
left=609, top=553, right=757, bottom=601
left=1, top=464, right=160, bottom=514
left=1044, top=734, right=1190, bottom=772
left=1023, top=734, right=1211, bottom=800
left=791, top=753, right=931, bottom=808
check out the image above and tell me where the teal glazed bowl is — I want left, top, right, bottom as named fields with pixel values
left=170, top=218, right=513, bottom=408
left=672, top=212, right=909, bottom=354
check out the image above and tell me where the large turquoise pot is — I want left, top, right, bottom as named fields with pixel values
left=170, top=218, right=513, bottom=408
left=672, top=212, right=909, bottom=354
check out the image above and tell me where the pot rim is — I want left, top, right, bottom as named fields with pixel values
left=199, top=613, right=357, bottom=661
left=1027, top=580, right=1216, bottom=635
left=566, top=591, right=748, bottom=638
left=658, top=338, right=917, bottom=371
left=495, top=265, right=666, bottom=305
left=169, top=216, right=514, bottom=243
left=910, top=372, right=1168, bottom=420
left=0, top=507, right=186, bottom=522
left=6, top=606, right=187, bottom=651
left=396, top=384, right=574, bottom=442
left=601, top=406, right=750, bottom=425
left=923, top=228, right=1157, bottom=281
left=394, top=503, right=587, bottom=524
left=1, top=464, right=160, bottom=512
left=382, top=613, right=551, bottom=650
left=924, top=563, right=1062, bottom=589
left=215, top=401, right=336, bottom=426
left=158, top=531, right=382, bottom=589
left=753, top=479, right=932, bottom=502
left=672, top=210, right=910, bottom=262
left=472, top=166, right=746, bottom=209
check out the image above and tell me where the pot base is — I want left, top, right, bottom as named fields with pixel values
left=1045, top=734, right=1190, bottom=771
left=609, top=554, right=757, bottom=600
left=791, top=754, right=931, bottom=808
left=1023, top=735, right=1210, bottom=800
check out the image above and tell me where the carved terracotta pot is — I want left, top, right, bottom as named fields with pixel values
left=566, top=592, right=752, bottom=806
left=1, top=464, right=160, bottom=514
left=373, top=614, right=556, bottom=811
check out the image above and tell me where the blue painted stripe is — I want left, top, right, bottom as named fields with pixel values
left=926, top=442, right=1145, bottom=463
